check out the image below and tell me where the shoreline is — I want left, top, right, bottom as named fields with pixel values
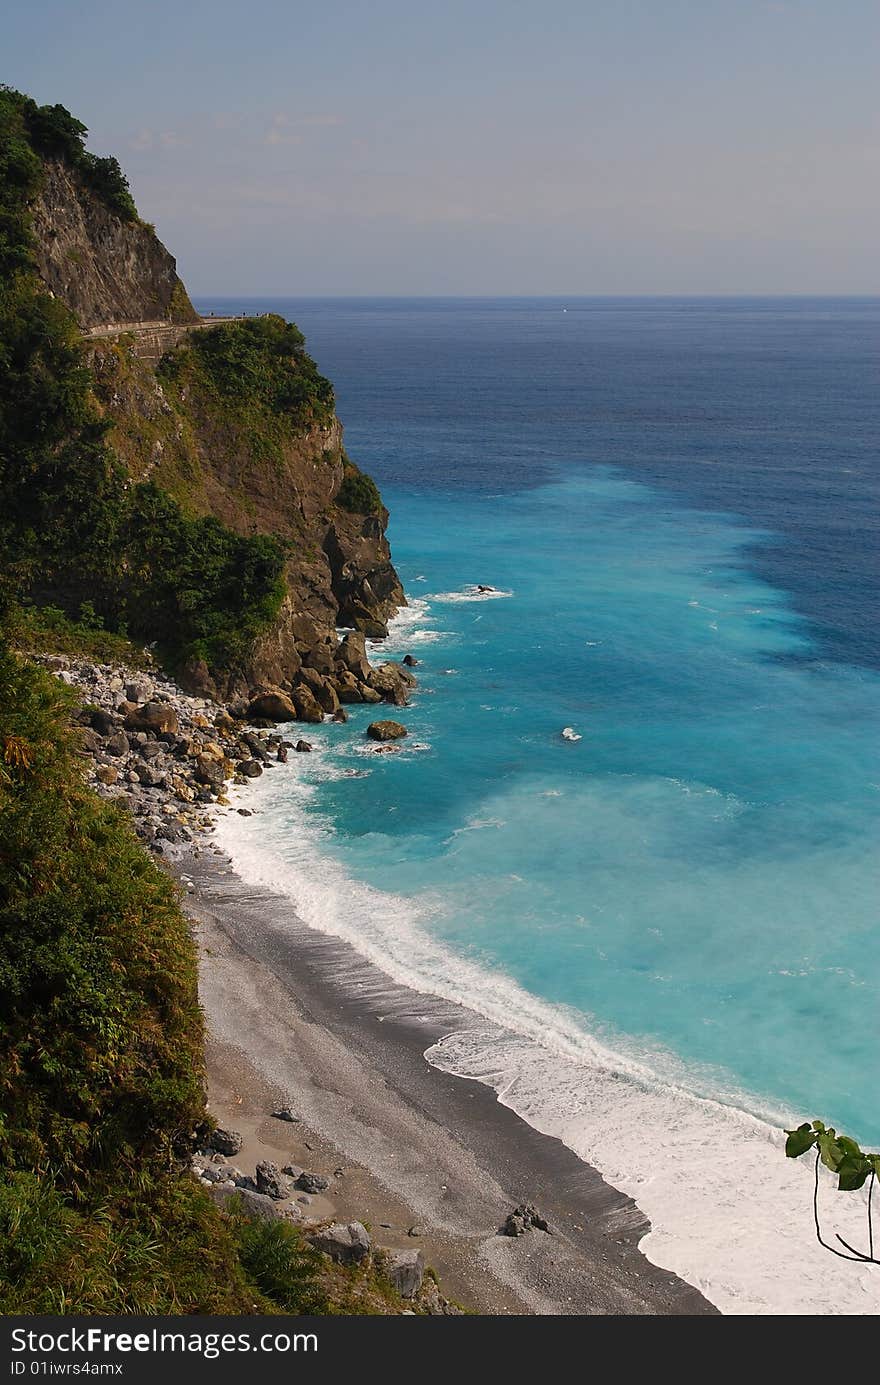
left=179, top=850, right=716, bottom=1316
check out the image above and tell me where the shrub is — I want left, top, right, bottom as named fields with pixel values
left=336, top=464, right=382, bottom=515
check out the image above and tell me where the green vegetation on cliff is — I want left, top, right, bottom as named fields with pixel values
left=0, top=88, right=288, bottom=681
left=0, top=642, right=259, bottom=1311
left=1, top=87, right=137, bottom=221
left=0, top=639, right=417, bottom=1313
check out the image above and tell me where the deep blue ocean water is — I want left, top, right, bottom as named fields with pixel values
left=200, top=297, right=880, bottom=1311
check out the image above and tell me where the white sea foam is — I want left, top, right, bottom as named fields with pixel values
left=429, top=585, right=514, bottom=603
left=214, top=774, right=880, bottom=1317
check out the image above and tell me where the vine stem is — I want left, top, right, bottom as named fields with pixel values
left=813, top=1151, right=877, bottom=1263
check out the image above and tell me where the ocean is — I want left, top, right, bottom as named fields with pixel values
left=196, top=296, right=880, bottom=1314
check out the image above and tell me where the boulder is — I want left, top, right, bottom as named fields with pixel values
left=104, top=731, right=130, bottom=757
left=78, top=727, right=103, bottom=754
left=335, top=670, right=365, bottom=704
left=402, top=655, right=419, bottom=667
left=255, top=1161, right=293, bottom=1200
left=208, top=1127, right=243, bottom=1156
left=309, top=1221, right=372, bottom=1265
left=294, top=740, right=313, bottom=753
left=237, top=759, right=263, bottom=778
left=95, top=764, right=118, bottom=786
left=303, top=641, right=337, bottom=677
left=155, top=823, right=191, bottom=844
left=194, top=754, right=226, bottom=787
left=331, top=707, right=348, bottom=723
left=125, top=701, right=179, bottom=735
left=295, top=1172, right=329, bottom=1194
left=338, top=631, right=372, bottom=682
left=379, top=1248, right=425, bottom=1299
left=136, top=763, right=166, bottom=788
left=248, top=690, right=298, bottom=722
left=125, top=680, right=153, bottom=703
left=500, top=1203, right=551, bottom=1237
left=358, top=682, right=383, bottom=704
left=366, top=720, right=408, bottom=742
left=271, top=1106, right=299, bottom=1123
left=210, top=1186, right=288, bottom=1223
left=291, top=687, right=324, bottom=724
left=89, top=707, right=117, bottom=736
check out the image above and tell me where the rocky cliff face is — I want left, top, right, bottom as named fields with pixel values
left=30, top=159, right=405, bottom=703
left=31, top=158, right=197, bottom=328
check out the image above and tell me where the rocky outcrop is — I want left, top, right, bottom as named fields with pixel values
left=31, top=158, right=197, bottom=329
left=28, top=148, right=404, bottom=695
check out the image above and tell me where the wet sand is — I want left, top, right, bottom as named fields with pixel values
left=182, top=852, right=716, bottom=1316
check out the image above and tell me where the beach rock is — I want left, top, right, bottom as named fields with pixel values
left=296, top=1172, right=329, bottom=1194
left=367, top=720, right=408, bottom=742
left=379, top=1248, right=425, bottom=1299
left=271, top=1106, right=299, bottom=1122
left=500, top=1203, right=551, bottom=1237
left=248, top=689, right=298, bottom=722
left=402, top=655, right=419, bottom=667
left=135, top=763, right=166, bottom=788
left=210, top=1186, right=287, bottom=1222
left=294, top=740, right=313, bottom=753
left=309, top=1221, right=372, bottom=1265
left=255, top=1161, right=293, bottom=1200
left=331, top=707, right=348, bottom=723
left=125, top=701, right=179, bottom=734
left=155, top=823, right=191, bottom=844
left=78, top=727, right=103, bottom=754
left=89, top=707, right=117, bottom=735
left=237, top=758, right=263, bottom=778
left=357, top=682, right=383, bottom=704
left=194, top=754, right=226, bottom=787
left=125, top=680, right=153, bottom=703
left=208, top=1127, right=243, bottom=1156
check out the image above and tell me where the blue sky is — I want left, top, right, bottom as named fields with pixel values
left=6, top=1, right=878, bottom=293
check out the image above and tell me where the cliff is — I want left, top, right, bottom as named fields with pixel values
left=31, top=156, right=198, bottom=328
left=0, top=87, right=404, bottom=703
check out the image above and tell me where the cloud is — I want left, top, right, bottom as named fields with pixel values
left=264, top=112, right=343, bottom=144
left=129, top=129, right=187, bottom=151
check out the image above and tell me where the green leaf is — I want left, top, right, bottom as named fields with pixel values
left=785, top=1125, right=817, bottom=1158
left=817, top=1133, right=844, bottom=1172
left=837, top=1157, right=871, bottom=1192
left=836, top=1135, right=863, bottom=1159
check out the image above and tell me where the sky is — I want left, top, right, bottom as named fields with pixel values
left=5, top=0, right=879, bottom=295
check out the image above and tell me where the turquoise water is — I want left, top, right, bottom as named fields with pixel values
left=202, top=298, right=880, bottom=1310
left=322, top=472, right=880, bottom=1138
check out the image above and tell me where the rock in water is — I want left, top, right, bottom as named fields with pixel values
left=366, top=720, right=408, bottom=742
